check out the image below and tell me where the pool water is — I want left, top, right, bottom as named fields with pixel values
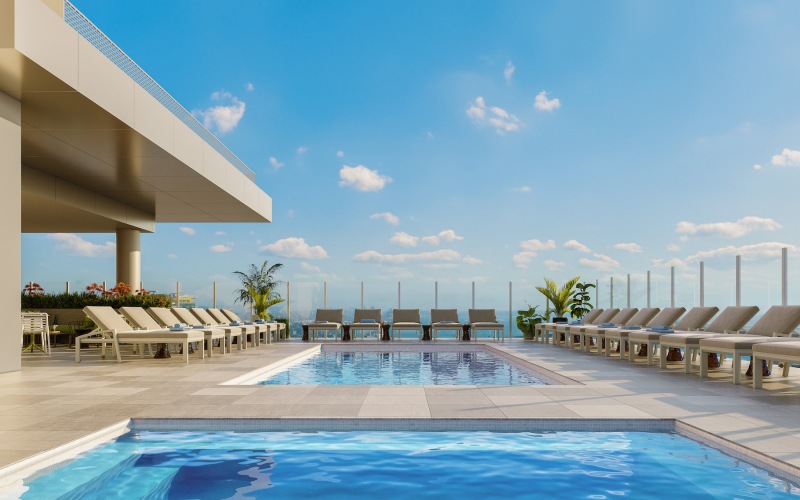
left=18, top=431, right=798, bottom=499
left=258, top=350, right=547, bottom=385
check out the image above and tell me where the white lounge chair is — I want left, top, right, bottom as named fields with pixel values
left=553, top=308, right=619, bottom=347
left=206, top=308, right=267, bottom=345
left=699, top=305, right=800, bottom=384
left=569, top=308, right=637, bottom=351
left=627, top=306, right=718, bottom=364
left=193, top=307, right=257, bottom=349
left=430, top=309, right=461, bottom=341
left=309, top=309, right=344, bottom=341
left=350, top=309, right=383, bottom=340
left=752, top=340, right=800, bottom=389
left=221, top=308, right=285, bottom=343
left=602, top=307, right=683, bottom=358
left=146, top=307, right=226, bottom=356
left=468, top=309, right=504, bottom=341
left=78, top=306, right=205, bottom=363
left=534, top=308, right=604, bottom=344
left=392, top=309, right=423, bottom=340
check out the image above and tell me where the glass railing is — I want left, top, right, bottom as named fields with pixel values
left=63, top=1, right=255, bottom=182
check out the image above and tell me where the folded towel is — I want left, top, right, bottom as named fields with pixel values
left=649, top=325, right=667, bottom=330
left=314, top=320, right=328, bottom=323
left=360, top=319, right=377, bottom=323
left=599, top=322, right=616, bottom=328
left=648, top=327, right=674, bottom=333
left=570, top=320, right=583, bottom=325
left=438, top=320, right=454, bottom=323
left=173, top=324, right=182, bottom=328
left=623, top=326, right=641, bottom=330
left=244, top=322, right=254, bottom=325
left=229, top=321, right=240, bottom=326
left=255, top=320, right=266, bottom=324
left=170, top=326, right=187, bottom=331
left=192, top=325, right=205, bottom=329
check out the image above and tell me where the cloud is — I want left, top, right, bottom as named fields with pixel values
left=771, top=148, right=800, bottom=167
left=390, top=231, right=419, bottom=247
left=564, top=239, right=591, bottom=253
left=651, top=257, right=689, bottom=269
left=520, top=239, right=556, bottom=252
left=210, top=244, right=232, bottom=253
left=48, top=233, right=115, bottom=257
left=354, top=249, right=462, bottom=264
left=667, top=244, right=681, bottom=252
left=179, top=227, right=195, bottom=236
left=260, top=237, right=328, bottom=259
left=544, top=259, right=566, bottom=271
left=684, top=242, right=797, bottom=263
left=167, top=253, right=178, bottom=259
left=300, top=262, right=321, bottom=272
left=513, top=186, right=533, bottom=193
left=513, top=252, right=538, bottom=268
left=675, top=216, right=782, bottom=239
left=336, top=150, right=345, bottom=158
left=245, top=82, right=255, bottom=92
left=534, top=91, right=560, bottom=112
left=753, top=164, right=762, bottom=171
left=613, top=242, right=642, bottom=253
left=296, top=146, right=308, bottom=154
left=369, top=212, right=400, bottom=225
left=193, top=90, right=245, bottom=134
left=579, top=253, right=620, bottom=271
left=466, top=96, right=522, bottom=134
left=214, top=231, right=226, bottom=236
left=339, top=165, right=392, bottom=192
left=269, top=156, right=284, bottom=169
left=504, top=61, right=516, bottom=82
left=422, top=229, right=464, bottom=245
left=463, top=256, right=482, bottom=265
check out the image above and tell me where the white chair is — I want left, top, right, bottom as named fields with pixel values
left=468, top=309, right=504, bottom=341
left=430, top=309, right=461, bottom=340
left=391, top=309, right=423, bottom=340
left=309, top=309, right=344, bottom=341
left=350, top=309, right=382, bottom=340
left=21, top=312, right=49, bottom=354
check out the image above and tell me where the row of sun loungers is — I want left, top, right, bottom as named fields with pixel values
left=76, top=306, right=285, bottom=363
left=534, top=305, right=800, bottom=389
left=308, top=308, right=504, bottom=341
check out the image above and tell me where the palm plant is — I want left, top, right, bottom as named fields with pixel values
left=233, top=261, right=284, bottom=320
left=535, top=276, right=580, bottom=319
left=569, top=282, right=596, bottom=319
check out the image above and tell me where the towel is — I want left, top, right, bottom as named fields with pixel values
left=599, top=322, right=616, bottom=328
left=314, top=320, right=328, bottom=323
left=192, top=325, right=205, bottom=329
left=623, top=326, right=641, bottom=330
left=255, top=320, right=266, bottom=324
left=244, top=322, right=254, bottom=325
left=360, top=319, right=377, bottom=323
left=649, top=325, right=668, bottom=331
left=648, top=327, right=673, bottom=333
left=229, top=321, right=240, bottom=326
left=570, top=320, right=583, bottom=325
left=170, top=326, right=187, bottom=331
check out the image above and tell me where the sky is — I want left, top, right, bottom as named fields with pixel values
left=20, top=0, right=800, bottom=320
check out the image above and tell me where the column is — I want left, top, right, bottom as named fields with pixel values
left=0, top=93, right=21, bottom=373
left=116, top=228, right=141, bottom=293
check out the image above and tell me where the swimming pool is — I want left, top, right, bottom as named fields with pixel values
left=255, top=345, right=552, bottom=385
left=14, top=429, right=799, bottom=498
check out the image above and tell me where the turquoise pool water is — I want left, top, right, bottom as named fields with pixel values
left=17, top=431, right=798, bottom=499
left=258, top=350, right=548, bottom=385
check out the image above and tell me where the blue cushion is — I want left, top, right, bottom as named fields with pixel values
left=623, top=326, right=641, bottom=330
left=360, top=319, right=377, bottom=323
left=191, top=325, right=205, bottom=329
left=170, top=326, right=187, bottom=331
left=649, top=325, right=667, bottom=330
left=570, top=320, right=583, bottom=325
left=599, top=322, right=616, bottom=327
left=229, top=321, right=240, bottom=326
left=255, top=320, right=266, bottom=324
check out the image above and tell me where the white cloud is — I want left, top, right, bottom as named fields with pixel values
left=167, top=253, right=178, bottom=259
left=520, top=239, right=556, bottom=252
left=651, top=257, right=689, bottom=269
left=513, top=186, right=533, bottom=193
left=579, top=253, right=620, bottom=271
left=422, top=229, right=464, bottom=245
left=339, top=165, right=392, bottom=192
left=753, top=164, right=762, bottom=171
left=564, top=239, right=591, bottom=253
left=534, top=91, right=561, bottom=112
left=684, top=242, right=797, bottom=263
left=260, top=237, right=328, bottom=259
left=370, top=212, right=400, bottom=225
left=771, top=148, right=800, bottom=167
left=193, top=90, right=245, bottom=134
left=300, top=262, right=321, bottom=272
left=245, top=82, right=255, bottom=92
left=210, top=244, right=232, bottom=253
left=544, top=259, right=566, bottom=271
left=48, top=233, right=115, bottom=257
left=676, top=216, right=782, bottom=239
left=466, top=96, right=522, bottom=134
left=667, top=244, right=681, bottom=252
left=354, top=249, right=461, bottom=264
left=390, top=231, right=419, bottom=247
left=613, top=242, right=642, bottom=253
left=214, top=231, right=226, bottom=236
left=179, top=227, right=195, bottom=236
left=463, top=256, right=482, bottom=265
left=513, top=252, right=538, bottom=268
left=269, top=156, right=284, bottom=169
left=504, top=61, right=515, bottom=82
left=296, top=146, right=308, bottom=154
left=336, top=150, right=345, bottom=158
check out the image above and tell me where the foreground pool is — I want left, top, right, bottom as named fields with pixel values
left=16, top=430, right=799, bottom=498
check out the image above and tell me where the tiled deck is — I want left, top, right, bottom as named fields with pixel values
left=2, top=339, right=799, bottom=472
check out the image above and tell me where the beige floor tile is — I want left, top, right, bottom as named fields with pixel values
left=358, top=405, right=431, bottom=418
left=428, top=404, right=506, bottom=418
left=562, top=404, right=654, bottom=418
left=362, top=395, right=429, bottom=405
left=497, top=403, right=581, bottom=418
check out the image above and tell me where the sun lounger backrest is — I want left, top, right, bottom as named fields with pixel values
left=315, top=309, right=344, bottom=323
left=83, top=306, right=132, bottom=333
left=206, top=309, right=230, bottom=324
left=394, top=309, right=421, bottom=323
left=353, top=309, right=382, bottom=323
left=468, top=309, right=496, bottom=323
left=745, top=305, right=800, bottom=336
left=220, top=309, right=241, bottom=322
left=431, top=309, right=459, bottom=323
left=581, top=309, right=604, bottom=323
left=608, top=308, right=638, bottom=325
left=590, top=308, right=619, bottom=325
left=171, top=307, right=202, bottom=326
left=646, top=307, right=685, bottom=328
left=119, top=307, right=161, bottom=330
left=191, top=308, right=217, bottom=325
left=673, top=307, right=718, bottom=331
left=147, top=307, right=183, bottom=327
left=625, top=308, right=659, bottom=326
left=704, top=306, right=759, bottom=333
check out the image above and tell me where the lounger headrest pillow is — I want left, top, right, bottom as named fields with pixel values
left=361, top=319, right=376, bottom=323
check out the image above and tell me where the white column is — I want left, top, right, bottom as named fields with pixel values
left=670, top=266, right=675, bottom=307
left=361, top=281, right=364, bottom=309
left=435, top=281, right=438, bottom=309
left=213, top=281, right=216, bottom=308
left=782, top=247, right=788, bottom=306
left=176, top=281, right=180, bottom=308
left=699, top=262, right=705, bottom=307
left=736, top=255, right=741, bottom=306
left=471, top=282, right=475, bottom=309
left=508, top=281, right=512, bottom=341
left=323, top=281, right=327, bottom=309
left=646, top=270, right=651, bottom=307
left=626, top=273, right=631, bottom=308
left=398, top=281, right=401, bottom=309
left=286, top=281, right=291, bottom=339
left=0, top=92, right=21, bottom=373
left=610, top=277, right=614, bottom=308
left=116, top=228, right=141, bottom=293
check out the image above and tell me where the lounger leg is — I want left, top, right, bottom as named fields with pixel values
left=753, top=355, right=763, bottom=389
left=684, top=348, right=693, bottom=373
left=628, top=342, right=636, bottom=362
left=660, top=346, right=668, bottom=369
left=605, top=339, right=612, bottom=357
left=647, top=343, right=654, bottom=365
left=783, top=361, right=791, bottom=377
left=700, top=349, right=708, bottom=378
left=619, top=339, right=626, bottom=360
left=733, top=354, right=742, bottom=385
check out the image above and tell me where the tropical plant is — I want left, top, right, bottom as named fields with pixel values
left=569, top=282, right=596, bottom=320
left=233, top=261, right=284, bottom=320
left=516, top=303, right=547, bottom=340
left=21, top=291, right=171, bottom=309
left=22, top=282, right=44, bottom=295
left=535, top=276, right=581, bottom=319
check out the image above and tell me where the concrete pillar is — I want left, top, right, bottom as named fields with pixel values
left=116, top=228, right=141, bottom=293
left=0, top=93, right=21, bottom=373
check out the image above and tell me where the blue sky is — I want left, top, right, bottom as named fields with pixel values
left=21, top=0, right=800, bottom=318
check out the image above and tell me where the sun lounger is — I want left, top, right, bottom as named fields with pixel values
left=193, top=308, right=257, bottom=349
left=569, top=308, right=638, bottom=351
left=350, top=309, right=382, bottom=340
left=468, top=309, right=504, bottom=341
left=430, top=309, right=461, bottom=340
left=171, top=307, right=244, bottom=352
left=553, top=308, right=619, bottom=347
left=391, top=309, right=423, bottom=340
left=658, top=306, right=759, bottom=373
left=221, top=308, right=285, bottom=343
left=752, top=340, right=800, bottom=389
left=146, top=307, right=226, bottom=356
left=534, top=308, right=604, bottom=344
left=78, top=306, right=205, bottom=363
left=698, top=305, right=800, bottom=384
left=628, top=306, right=719, bottom=364
left=309, top=309, right=344, bottom=341
left=603, top=308, right=685, bottom=358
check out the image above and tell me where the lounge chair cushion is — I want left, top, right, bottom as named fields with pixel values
left=743, top=305, right=800, bottom=337
left=608, top=308, right=638, bottom=326
left=673, top=307, right=719, bottom=331
left=753, top=340, right=800, bottom=357
left=624, top=308, right=660, bottom=327
left=468, top=309, right=497, bottom=323
left=646, top=307, right=686, bottom=329
left=590, top=309, right=620, bottom=325
left=393, top=309, right=421, bottom=324
left=581, top=309, right=604, bottom=324
left=700, top=336, right=797, bottom=350
left=315, top=309, right=344, bottom=323
left=660, top=332, right=722, bottom=346
left=703, top=306, right=759, bottom=333
left=431, top=309, right=459, bottom=324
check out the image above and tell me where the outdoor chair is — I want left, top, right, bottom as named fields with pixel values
left=602, top=307, right=677, bottom=358
left=468, top=309, right=504, bottom=341
left=391, top=309, right=423, bottom=340
left=309, top=309, right=344, bottom=341
left=192, top=307, right=257, bottom=349
left=222, top=308, right=285, bottom=342
left=146, top=307, right=226, bottom=356
left=627, top=307, right=719, bottom=365
left=350, top=309, right=382, bottom=340
left=430, top=309, right=461, bottom=340
left=554, top=308, right=619, bottom=347
left=752, top=340, right=800, bottom=389
left=534, top=308, right=603, bottom=343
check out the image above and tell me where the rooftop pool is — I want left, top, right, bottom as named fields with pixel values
left=232, top=344, right=566, bottom=386
left=10, top=427, right=799, bottom=499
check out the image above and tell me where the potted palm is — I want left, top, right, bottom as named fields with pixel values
left=569, top=282, right=595, bottom=320
left=233, top=261, right=285, bottom=320
left=535, top=276, right=580, bottom=323
left=516, top=303, right=546, bottom=340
